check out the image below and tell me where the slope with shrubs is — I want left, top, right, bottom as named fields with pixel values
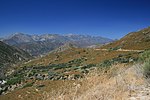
left=0, top=41, right=32, bottom=79
left=46, top=50, right=150, bottom=100
left=0, top=49, right=141, bottom=99
left=1, top=62, right=149, bottom=100
left=0, top=45, right=140, bottom=98
left=0, top=27, right=150, bottom=99
left=101, top=27, right=150, bottom=50
left=23, top=48, right=139, bottom=67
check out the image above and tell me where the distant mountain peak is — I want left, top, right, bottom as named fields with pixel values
left=4, top=32, right=33, bottom=44
left=10, top=32, right=26, bottom=37
left=3, top=33, right=113, bottom=56
left=14, top=32, right=24, bottom=35
left=64, top=33, right=78, bottom=37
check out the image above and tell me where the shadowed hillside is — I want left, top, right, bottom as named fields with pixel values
left=0, top=41, right=31, bottom=64
left=0, top=41, right=31, bottom=79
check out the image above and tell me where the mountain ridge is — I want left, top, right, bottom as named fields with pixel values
left=2, top=33, right=113, bottom=56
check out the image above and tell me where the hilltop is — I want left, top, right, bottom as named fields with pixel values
left=101, top=27, right=150, bottom=50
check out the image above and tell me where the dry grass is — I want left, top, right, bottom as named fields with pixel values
left=22, top=48, right=138, bottom=68
left=46, top=63, right=147, bottom=100
left=1, top=63, right=148, bottom=100
left=101, top=27, right=150, bottom=50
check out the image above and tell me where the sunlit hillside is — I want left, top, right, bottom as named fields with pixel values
left=0, top=27, right=150, bottom=100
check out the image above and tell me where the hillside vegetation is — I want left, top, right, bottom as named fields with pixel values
left=0, top=27, right=150, bottom=100
left=101, top=27, right=150, bottom=50
left=0, top=41, right=31, bottom=79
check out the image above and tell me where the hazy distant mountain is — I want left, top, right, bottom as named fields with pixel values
left=3, top=33, right=112, bottom=56
left=63, top=34, right=112, bottom=47
left=0, top=38, right=3, bottom=41
left=4, top=33, right=34, bottom=45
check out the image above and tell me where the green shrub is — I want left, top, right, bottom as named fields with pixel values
left=139, top=50, right=150, bottom=77
left=81, top=64, right=96, bottom=69
left=72, top=66, right=80, bottom=70
left=108, top=46, right=121, bottom=51
left=23, top=82, right=34, bottom=88
left=143, top=59, right=150, bottom=77
left=139, top=50, right=150, bottom=62
left=74, top=74, right=82, bottom=79
left=6, top=77, right=22, bottom=85
left=37, top=84, right=45, bottom=88
left=100, top=60, right=113, bottom=68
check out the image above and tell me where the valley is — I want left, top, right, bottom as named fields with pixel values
left=0, top=27, right=150, bottom=100
left=1, top=0, right=150, bottom=99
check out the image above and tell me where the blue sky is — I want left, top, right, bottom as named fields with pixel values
left=0, top=0, right=150, bottom=39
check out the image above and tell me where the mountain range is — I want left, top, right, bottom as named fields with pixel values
left=2, top=33, right=112, bottom=56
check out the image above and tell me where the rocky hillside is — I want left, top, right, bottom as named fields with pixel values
left=0, top=41, right=31, bottom=65
left=51, top=43, right=78, bottom=53
left=3, top=33, right=112, bottom=56
left=101, top=27, right=150, bottom=50
left=0, top=41, right=31, bottom=79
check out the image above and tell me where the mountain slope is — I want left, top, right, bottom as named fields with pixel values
left=14, top=41, right=64, bottom=56
left=3, top=33, right=112, bottom=56
left=0, top=41, right=31, bottom=78
left=64, top=34, right=112, bottom=47
left=0, top=41, right=31, bottom=65
left=101, top=27, right=150, bottom=50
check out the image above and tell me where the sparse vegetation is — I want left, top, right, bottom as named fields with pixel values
left=6, top=76, right=22, bottom=85
left=108, top=46, right=122, bottom=51
left=0, top=27, right=150, bottom=99
left=22, top=82, right=34, bottom=88
left=143, top=60, right=150, bottom=77
left=139, top=50, right=150, bottom=77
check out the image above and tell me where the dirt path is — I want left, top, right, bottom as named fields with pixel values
left=95, top=48, right=144, bottom=52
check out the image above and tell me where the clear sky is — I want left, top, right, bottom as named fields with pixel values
left=0, top=0, right=150, bottom=39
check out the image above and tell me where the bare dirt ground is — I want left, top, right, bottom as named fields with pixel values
left=95, top=48, right=144, bottom=52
